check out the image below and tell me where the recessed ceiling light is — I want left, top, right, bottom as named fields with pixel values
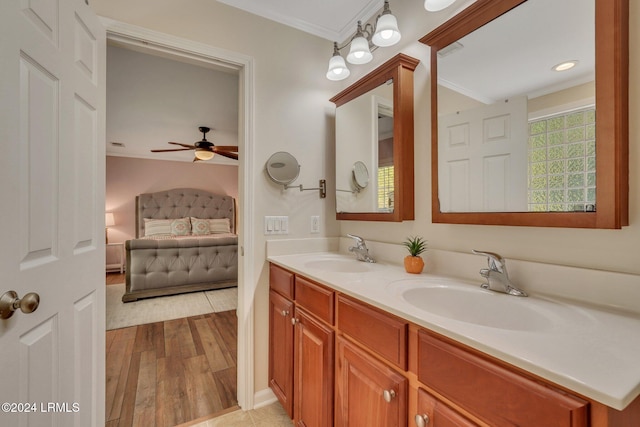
left=552, top=60, right=578, bottom=72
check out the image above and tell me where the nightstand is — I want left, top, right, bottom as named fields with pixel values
left=106, top=242, right=125, bottom=273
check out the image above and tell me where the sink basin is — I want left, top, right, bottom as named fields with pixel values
left=303, top=255, right=375, bottom=273
left=388, top=278, right=586, bottom=331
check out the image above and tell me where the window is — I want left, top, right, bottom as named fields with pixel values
left=377, top=166, right=394, bottom=211
left=528, top=107, right=596, bottom=212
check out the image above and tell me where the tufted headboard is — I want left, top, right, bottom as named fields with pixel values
left=135, top=188, right=235, bottom=238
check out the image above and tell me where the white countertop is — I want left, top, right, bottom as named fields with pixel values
left=267, top=251, right=640, bottom=411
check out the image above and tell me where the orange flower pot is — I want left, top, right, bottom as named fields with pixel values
left=404, top=256, right=424, bottom=274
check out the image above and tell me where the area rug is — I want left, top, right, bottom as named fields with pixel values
left=106, top=283, right=237, bottom=330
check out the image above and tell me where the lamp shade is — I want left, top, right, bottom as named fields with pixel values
left=194, top=149, right=215, bottom=160
left=347, top=35, right=373, bottom=64
left=105, top=212, right=115, bottom=227
left=326, top=53, right=350, bottom=81
left=424, top=0, right=456, bottom=11
left=372, top=13, right=401, bottom=47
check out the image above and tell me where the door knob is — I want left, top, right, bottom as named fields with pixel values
left=0, top=291, right=40, bottom=319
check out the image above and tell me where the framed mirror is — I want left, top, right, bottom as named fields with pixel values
left=331, top=53, right=419, bottom=221
left=265, top=151, right=300, bottom=185
left=420, top=0, right=628, bottom=228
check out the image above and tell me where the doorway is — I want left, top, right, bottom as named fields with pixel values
left=103, top=18, right=255, bottom=420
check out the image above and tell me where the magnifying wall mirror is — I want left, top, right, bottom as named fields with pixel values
left=352, top=161, right=369, bottom=191
left=420, top=0, right=628, bottom=228
left=265, top=151, right=300, bottom=185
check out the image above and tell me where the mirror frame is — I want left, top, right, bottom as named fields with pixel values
left=330, top=53, right=420, bottom=221
left=420, top=0, right=628, bottom=228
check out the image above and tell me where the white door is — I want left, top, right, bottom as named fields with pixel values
left=439, top=96, right=528, bottom=212
left=0, top=0, right=106, bottom=426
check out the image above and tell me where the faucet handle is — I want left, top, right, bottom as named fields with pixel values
left=472, top=249, right=506, bottom=272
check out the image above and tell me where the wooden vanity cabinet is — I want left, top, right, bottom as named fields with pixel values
left=336, top=336, right=408, bottom=427
left=415, top=388, right=479, bottom=427
left=269, top=264, right=335, bottom=427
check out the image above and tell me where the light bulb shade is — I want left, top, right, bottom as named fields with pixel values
left=424, top=0, right=456, bottom=12
left=326, top=54, right=350, bottom=81
left=195, top=149, right=215, bottom=160
left=372, top=13, right=401, bottom=47
left=347, top=36, right=373, bottom=64
left=105, top=212, right=115, bottom=227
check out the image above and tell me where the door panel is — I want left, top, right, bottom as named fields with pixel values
left=0, top=0, right=105, bottom=426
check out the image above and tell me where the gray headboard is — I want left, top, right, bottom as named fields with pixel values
left=135, top=188, right=235, bottom=238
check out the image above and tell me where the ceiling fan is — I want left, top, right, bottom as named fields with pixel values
left=151, top=126, right=238, bottom=161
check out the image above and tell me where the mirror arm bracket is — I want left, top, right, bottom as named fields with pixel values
left=285, top=179, right=327, bottom=199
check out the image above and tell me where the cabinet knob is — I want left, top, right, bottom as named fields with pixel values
left=414, top=414, right=430, bottom=427
left=281, top=309, right=289, bottom=317
left=291, top=318, right=299, bottom=325
left=382, top=389, right=396, bottom=403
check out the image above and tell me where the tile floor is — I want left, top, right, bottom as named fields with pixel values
left=185, top=402, right=292, bottom=427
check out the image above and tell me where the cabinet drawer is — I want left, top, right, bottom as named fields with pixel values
left=417, top=388, right=478, bottom=427
left=269, top=263, right=294, bottom=299
left=417, top=330, right=588, bottom=427
left=295, top=276, right=334, bottom=325
left=337, top=294, right=408, bottom=370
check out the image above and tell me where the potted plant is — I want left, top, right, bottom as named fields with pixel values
left=402, top=236, right=427, bottom=274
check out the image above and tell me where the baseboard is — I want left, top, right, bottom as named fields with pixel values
left=253, top=388, right=277, bottom=409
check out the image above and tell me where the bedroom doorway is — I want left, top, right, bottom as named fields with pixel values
left=103, top=20, right=255, bottom=425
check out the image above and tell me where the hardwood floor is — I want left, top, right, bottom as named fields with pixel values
left=105, top=274, right=238, bottom=426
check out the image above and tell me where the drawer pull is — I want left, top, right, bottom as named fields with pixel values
left=382, top=389, right=396, bottom=403
left=414, top=414, right=430, bottom=427
left=281, top=309, right=289, bottom=317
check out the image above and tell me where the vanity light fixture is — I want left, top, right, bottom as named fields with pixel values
left=552, top=60, right=579, bottom=72
left=424, top=0, right=457, bottom=12
left=326, top=0, right=401, bottom=81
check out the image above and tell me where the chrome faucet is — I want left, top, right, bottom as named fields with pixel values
left=472, top=250, right=527, bottom=297
left=347, top=234, right=375, bottom=263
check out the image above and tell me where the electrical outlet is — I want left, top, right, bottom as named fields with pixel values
left=311, top=215, right=320, bottom=233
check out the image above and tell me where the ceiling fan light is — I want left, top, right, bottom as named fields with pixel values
left=424, top=0, right=456, bottom=12
left=195, top=148, right=214, bottom=160
left=372, top=12, right=401, bottom=47
left=347, top=35, right=373, bottom=64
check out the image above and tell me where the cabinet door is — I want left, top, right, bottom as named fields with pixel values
left=269, top=290, right=294, bottom=418
left=415, top=388, right=478, bottom=427
left=293, top=308, right=334, bottom=427
left=336, top=337, right=407, bottom=427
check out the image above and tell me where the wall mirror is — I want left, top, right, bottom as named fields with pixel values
left=265, top=151, right=300, bottom=185
left=331, top=53, right=419, bottom=221
left=420, top=0, right=628, bottom=228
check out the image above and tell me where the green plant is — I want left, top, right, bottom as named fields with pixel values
left=402, top=236, right=427, bottom=257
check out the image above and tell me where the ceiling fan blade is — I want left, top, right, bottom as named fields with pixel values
left=151, top=148, right=193, bottom=152
left=168, top=142, right=196, bottom=148
left=213, top=146, right=239, bottom=152
left=216, top=151, right=238, bottom=160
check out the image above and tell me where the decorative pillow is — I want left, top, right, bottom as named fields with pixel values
left=208, top=218, right=231, bottom=234
left=143, top=218, right=172, bottom=237
left=170, top=217, right=191, bottom=236
left=190, top=217, right=211, bottom=235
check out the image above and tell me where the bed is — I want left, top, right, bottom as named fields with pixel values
left=123, top=188, right=238, bottom=302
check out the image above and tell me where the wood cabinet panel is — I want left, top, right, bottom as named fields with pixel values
left=337, top=294, right=408, bottom=369
left=268, top=289, right=294, bottom=418
left=416, top=388, right=478, bottom=427
left=270, top=263, right=295, bottom=299
left=294, top=308, right=334, bottom=427
left=295, top=275, right=335, bottom=325
left=336, top=337, right=408, bottom=427
left=417, top=330, right=588, bottom=427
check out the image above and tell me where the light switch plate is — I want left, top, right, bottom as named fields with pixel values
left=264, top=216, right=289, bottom=235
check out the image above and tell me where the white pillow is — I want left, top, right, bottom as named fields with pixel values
left=143, top=218, right=172, bottom=236
left=190, top=217, right=210, bottom=235
left=208, top=218, right=231, bottom=234
left=171, top=217, right=191, bottom=236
